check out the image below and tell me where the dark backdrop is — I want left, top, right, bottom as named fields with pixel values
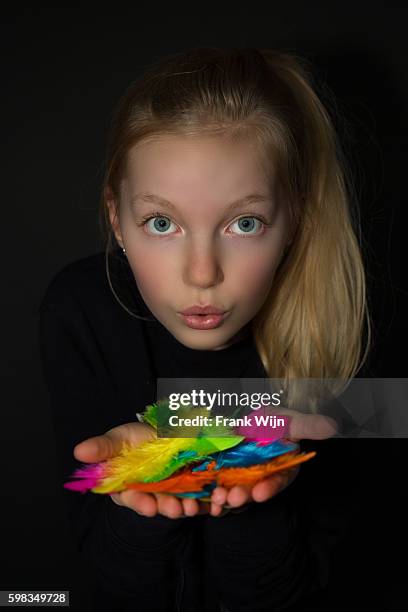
left=2, top=4, right=407, bottom=611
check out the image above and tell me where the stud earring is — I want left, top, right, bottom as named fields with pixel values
left=122, top=247, right=126, bottom=254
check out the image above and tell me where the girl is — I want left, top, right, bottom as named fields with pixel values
left=39, top=47, right=371, bottom=611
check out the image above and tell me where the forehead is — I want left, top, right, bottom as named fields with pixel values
left=124, top=134, right=274, bottom=192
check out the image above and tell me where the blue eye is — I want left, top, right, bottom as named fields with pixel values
left=230, top=217, right=263, bottom=235
left=145, top=216, right=175, bottom=235
left=139, top=214, right=267, bottom=237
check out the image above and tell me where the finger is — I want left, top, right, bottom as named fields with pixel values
left=252, top=472, right=297, bottom=503
left=73, top=434, right=118, bottom=463
left=122, top=490, right=158, bottom=517
left=155, top=493, right=184, bottom=519
left=106, top=422, right=157, bottom=446
left=251, top=474, right=284, bottom=502
left=210, top=501, right=224, bottom=516
left=261, top=407, right=338, bottom=441
left=73, top=423, right=157, bottom=464
left=210, top=502, right=231, bottom=517
left=182, top=497, right=200, bottom=517
left=211, top=486, right=228, bottom=505
left=226, top=485, right=252, bottom=508
left=289, top=413, right=338, bottom=441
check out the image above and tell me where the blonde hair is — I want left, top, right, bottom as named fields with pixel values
left=99, top=47, right=372, bottom=410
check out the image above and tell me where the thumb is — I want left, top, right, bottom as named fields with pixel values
left=73, top=433, right=121, bottom=463
left=288, top=412, right=338, bottom=441
left=73, top=422, right=156, bottom=463
left=262, top=406, right=338, bottom=441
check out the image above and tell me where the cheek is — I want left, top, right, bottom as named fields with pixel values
left=127, top=248, right=173, bottom=302
left=233, top=245, right=281, bottom=292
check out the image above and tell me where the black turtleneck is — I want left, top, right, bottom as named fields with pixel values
left=38, top=246, right=365, bottom=610
left=145, top=315, right=265, bottom=380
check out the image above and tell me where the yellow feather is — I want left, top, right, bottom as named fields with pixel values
left=92, top=437, right=189, bottom=493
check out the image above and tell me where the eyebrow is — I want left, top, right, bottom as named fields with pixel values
left=131, top=191, right=273, bottom=214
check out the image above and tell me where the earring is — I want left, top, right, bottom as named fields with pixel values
left=122, top=247, right=126, bottom=254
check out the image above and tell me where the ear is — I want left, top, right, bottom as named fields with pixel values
left=105, top=186, right=124, bottom=248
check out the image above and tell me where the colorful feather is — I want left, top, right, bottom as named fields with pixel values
left=64, top=400, right=244, bottom=494
left=192, top=438, right=298, bottom=471
left=64, top=397, right=316, bottom=497
left=126, top=450, right=316, bottom=498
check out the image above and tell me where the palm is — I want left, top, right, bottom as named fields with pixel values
left=72, top=410, right=337, bottom=518
left=73, top=421, right=216, bottom=518
left=210, top=408, right=337, bottom=510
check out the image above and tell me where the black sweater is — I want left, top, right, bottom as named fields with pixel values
left=38, top=247, right=365, bottom=610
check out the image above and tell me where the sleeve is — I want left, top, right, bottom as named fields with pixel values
left=38, top=290, right=117, bottom=551
left=286, top=436, right=364, bottom=594
left=37, top=287, right=189, bottom=599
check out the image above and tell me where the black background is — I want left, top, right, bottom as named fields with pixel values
left=2, top=3, right=407, bottom=610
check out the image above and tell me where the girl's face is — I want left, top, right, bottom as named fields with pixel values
left=108, top=135, right=293, bottom=351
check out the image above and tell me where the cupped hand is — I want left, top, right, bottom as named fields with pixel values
left=73, top=421, right=230, bottom=519
left=210, top=408, right=338, bottom=514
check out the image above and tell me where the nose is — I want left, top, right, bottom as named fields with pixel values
left=183, top=242, right=224, bottom=288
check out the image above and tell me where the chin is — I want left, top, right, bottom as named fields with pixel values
left=175, top=328, right=231, bottom=351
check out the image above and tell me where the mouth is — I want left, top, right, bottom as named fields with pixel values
left=178, top=311, right=229, bottom=330
left=179, top=305, right=226, bottom=316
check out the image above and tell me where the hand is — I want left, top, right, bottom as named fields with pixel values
left=210, top=408, right=338, bottom=514
left=73, top=421, right=227, bottom=519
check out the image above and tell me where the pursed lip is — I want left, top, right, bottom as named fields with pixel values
left=179, top=305, right=226, bottom=315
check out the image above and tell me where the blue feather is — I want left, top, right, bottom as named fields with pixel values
left=176, top=484, right=216, bottom=498
left=192, top=439, right=298, bottom=471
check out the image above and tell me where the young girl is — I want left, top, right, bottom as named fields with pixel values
left=39, top=47, right=370, bottom=611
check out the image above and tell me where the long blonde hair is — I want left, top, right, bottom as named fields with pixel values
left=99, top=47, right=372, bottom=409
